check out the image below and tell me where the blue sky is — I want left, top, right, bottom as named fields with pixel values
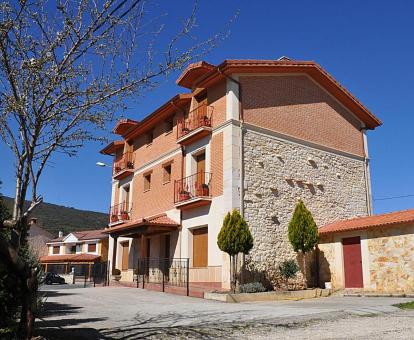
left=1, top=0, right=413, bottom=214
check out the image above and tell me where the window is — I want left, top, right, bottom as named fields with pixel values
left=88, top=243, right=97, bottom=253
left=70, top=245, right=76, bottom=254
left=192, top=227, right=208, bottom=267
left=121, top=241, right=129, bottom=271
left=165, top=117, right=173, bottom=134
left=147, top=129, right=154, bottom=144
left=163, top=164, right=172, bottom=183
left=53, top=246, right=60, bottom=255
left=144, top=173, right=151, bottom=191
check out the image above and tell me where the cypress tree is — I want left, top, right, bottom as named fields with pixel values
left=217, top=209, right=253, bottom=292
left=288, top=200, right=318, bottom=287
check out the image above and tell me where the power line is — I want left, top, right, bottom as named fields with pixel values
left=373, top=194, right=414, bottom=201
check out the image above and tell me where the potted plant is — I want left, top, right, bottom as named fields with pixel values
left=120, top=210, right=129, bottom=220
left=196, top=183, right=209, bottom=196
left=112, top=268, right=122, bottom=281
left=201, top=115, right=210, bottom=126
left=179, top=190, right=190, bottom=201
left=111, top=213, right=119, bottom=223
left=181, top=126, right=190, bottom=135
left=114, top=166, right=121, bottom=173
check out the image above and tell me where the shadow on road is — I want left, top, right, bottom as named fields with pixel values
left=34, top=289, right=108, bottom=339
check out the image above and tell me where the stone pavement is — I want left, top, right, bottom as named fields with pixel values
left=35, top=285, right=414, bottom=339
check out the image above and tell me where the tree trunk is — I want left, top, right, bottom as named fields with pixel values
left=302, top=251, right=307, bottom=289
left=17, top=269, right=37, bottom=340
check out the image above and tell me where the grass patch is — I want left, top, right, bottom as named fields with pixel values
left=394, top=301, right=414, bottom=309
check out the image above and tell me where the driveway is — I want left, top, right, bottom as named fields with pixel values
left=36, top=286, right=414, bottom=339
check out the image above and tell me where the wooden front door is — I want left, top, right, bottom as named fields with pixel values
left=193, top=227, right=208, bottom=267
left=121, top=242, right=129, bottom=271
left=196, top=152, right=206, bottom=186
left=342, top=237, right=363, bottom=288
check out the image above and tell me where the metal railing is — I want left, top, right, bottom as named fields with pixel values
left=135, top=258, right=190, bottom=295
left=109, top=201, right=132, bottom=223
left=177, top=104, right=213, bottom=139
left=174, top=172, right=212, bottom=204
left=113, top=152, right=134, bottom=176
left=44, top=261, right=108, bottom=287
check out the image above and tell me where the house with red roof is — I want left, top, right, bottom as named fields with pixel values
left=40, top=229, right=108, bottom=276
left=318, top=209, right=414, bottom=292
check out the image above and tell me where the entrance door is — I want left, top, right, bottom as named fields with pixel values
left=342, top=237, right=363, bottom=288
left=193, top=227, right=208, bottom=267
left=196, top=152, right=206, bottom=186
left=121, top=241, right=129, bottom=271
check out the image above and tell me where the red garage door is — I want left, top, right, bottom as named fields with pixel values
left=342, top=237, right=363, bottom=288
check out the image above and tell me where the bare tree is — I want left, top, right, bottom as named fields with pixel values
left=0, top=0, right=231, bottom=337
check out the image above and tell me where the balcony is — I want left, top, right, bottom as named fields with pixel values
left=177, top=104, right=213, bottom=145
left=109, top=201, right=132, bottom=224
left=174, top=172, right=212, bottom=210
left=113, top=152, right=134, bottom=180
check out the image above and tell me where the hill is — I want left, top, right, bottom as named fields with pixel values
left=2, top=196, right=108, bottom=237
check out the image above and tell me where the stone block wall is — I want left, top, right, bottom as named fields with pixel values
left=243, top=129, right=369, bottom=288
left=367, top=224, right=414, bottom=292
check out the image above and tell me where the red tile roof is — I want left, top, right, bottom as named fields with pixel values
left=105, top=214, right=179, bottom=234
left=50, top=229, right=108, bottom=242
left=40, top=253, right=101, bottom=263
left=319, top=209, right=414, bottom=235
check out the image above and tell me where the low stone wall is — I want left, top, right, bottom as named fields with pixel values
left=60, top=273, right=75, bottom=284
left=204, top=288, right=332, bottom=303
left=367, top=224, right=414, bottom=293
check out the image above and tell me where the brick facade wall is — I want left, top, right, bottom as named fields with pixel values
left=243, top=129, right=368, bottom=288
left=130, top=153, right=183, bottom=219
left=241, top=75, right=365, bottom=157
left=208, top=80, right=226, bottom=128
left=132, top=112, right=184, bottom=169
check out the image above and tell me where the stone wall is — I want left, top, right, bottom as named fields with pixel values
left=367, top=224, right=414, bottom=292
left=243, top=129, right=369, bottom=288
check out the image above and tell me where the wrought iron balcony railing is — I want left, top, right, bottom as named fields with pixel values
left=177, top=104, right=213, bottom=140
left=109, top=201, right=132, bottom=223
left=113, top=152, right=134, bottom=177
left=174, top=172, right=212, bottom=204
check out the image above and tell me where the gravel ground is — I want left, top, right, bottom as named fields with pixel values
left=35, top=286, right=414, bottom=339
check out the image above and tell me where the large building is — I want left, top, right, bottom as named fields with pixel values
left=100, top=57, right=381, bottom=289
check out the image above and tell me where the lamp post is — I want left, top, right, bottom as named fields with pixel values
left=96, top=162, right=111, bottom=168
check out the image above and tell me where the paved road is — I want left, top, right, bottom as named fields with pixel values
left=36, top=286, right=414, bottom=339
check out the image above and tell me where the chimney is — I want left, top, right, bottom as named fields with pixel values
left=58, top=231, right=63, bottom=238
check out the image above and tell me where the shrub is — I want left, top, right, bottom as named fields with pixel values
left=288, top=200, right=318, bottom=287
left=279, top=259, right=299, bottom=289
left=112, top=268, right=121, bottom=275
left=239, top=282, right=266, bottom=294
left=217, top=210, right=253, bottom=292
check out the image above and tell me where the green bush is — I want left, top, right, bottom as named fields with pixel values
left=239, top=282, right=266, bottom=293
left=279, top=259, right=299, bottom=280
left=217, top=210, right=253, bottom=292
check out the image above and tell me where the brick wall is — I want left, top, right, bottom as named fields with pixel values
left=131, top=153, right=183, bottom=219
left=132, top=111, right=185, bottom=169
left=208, top=80, right=226, bottom=128
left=241, top=75, right=365, bottom=157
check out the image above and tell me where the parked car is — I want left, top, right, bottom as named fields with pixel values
left=45, top=272, right=65, bottom=285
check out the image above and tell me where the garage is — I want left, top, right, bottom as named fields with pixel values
left=318, top=209, right=414, bottom=293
